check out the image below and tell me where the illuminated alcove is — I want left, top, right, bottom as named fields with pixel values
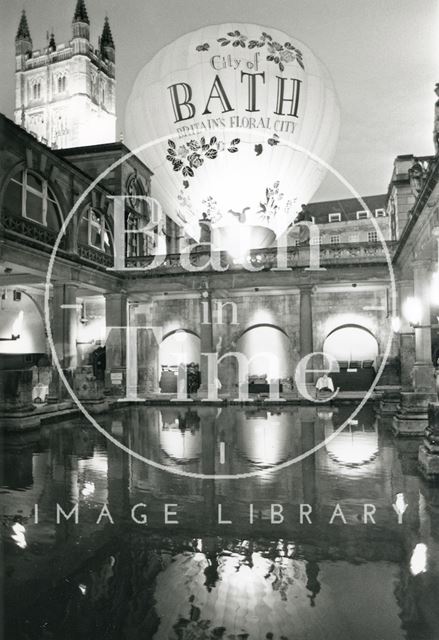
left=159, top=330, right=200, bottom=368
left=236, top=324, right=290, bottom=379
left=323, top=324, right=379, bottom=365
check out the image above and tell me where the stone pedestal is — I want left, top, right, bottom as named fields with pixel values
left=378, top=388, right=401, bottom=415
left=73, top=365, right=108, bottom=414
left=393, top=391, right=436, bottom=436
left=393, top=266, right=437, bottom=435
left=419, top=402, right=439, bottom=480
left=0, top=369, right=40, bottom=431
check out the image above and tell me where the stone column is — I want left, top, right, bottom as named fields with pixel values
left=105, top=291, right=127, bottom=396
left=299, top=285, right=313, bottom=358
left=412, top=260, right=435, bottom=391
left=398, top=279, right=416, bottom=392
left=47, top=282, right=79, bottom=404
left=380, top=280, right=415, bottom=416
left=198, top=290, right=214, bottom=396
left=393, top=263, right=436, bottom=435
left=51, top=283, right=79, bottom=370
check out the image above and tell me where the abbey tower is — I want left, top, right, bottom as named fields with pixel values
left=14, top=0, right=116, bottom=148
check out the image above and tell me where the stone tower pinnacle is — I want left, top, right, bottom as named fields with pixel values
left=15, top=10, right=32, bottom=56
left=72, top=0, right=90, bottom=40
left=100, top=16, right=115, bottom=63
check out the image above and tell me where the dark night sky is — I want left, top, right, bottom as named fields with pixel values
left=1, top=0, right=437, bottom=200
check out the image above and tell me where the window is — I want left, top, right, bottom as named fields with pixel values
left=79, top=207, right=111, bottom=254
left=368, top=231, right=378, bottom=243
left=310, top=235, right=322, bottom=245
left=32, top=82, right=41, bottom=100
left=330, top=235, right=340, bottom=244
left=3, top=170, right=61, bottom=228
left=328, top=212, right=341, bottom=223
left=356, top=210, right=369, bottom=220
left=57, top=76, right=66, bottom=93
left=348, top=233, right=359, bottom=243
left=375, top=208, right=386, bottom=217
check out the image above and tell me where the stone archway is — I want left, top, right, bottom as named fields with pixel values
left=158, top=329, right=200, bottom=394
left=323, top=324, right=379, bottom=391
left=227, top=323, right=293, bottom=393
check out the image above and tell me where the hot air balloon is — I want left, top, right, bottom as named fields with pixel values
left=125, top=24, right=340, bottom=251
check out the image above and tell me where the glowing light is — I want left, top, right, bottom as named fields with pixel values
left=78, top=584, right=87, bottom=595
left=403, top=296, right=422, bottom=326
left=174, top=330, right=188, bottom=344
left=410, top=543, right=427, bottom=576
left=125, top=24, right=340, bottom=241
left=81, top=481, right=95, bottom=497
left=11, top=522, right=27, bottom=549
left=394, top=492, right=407, bottom=515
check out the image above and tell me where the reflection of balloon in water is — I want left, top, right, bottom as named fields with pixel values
left=125, top=24, right=340, bottom=244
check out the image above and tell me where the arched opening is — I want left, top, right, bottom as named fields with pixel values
left=2, top=169, right=62, bottom=230
left=159, top=330, right=200, bottom=394
left=235, top=324, right=290, bottom=392
left=322, top=324, right=378, bottom=391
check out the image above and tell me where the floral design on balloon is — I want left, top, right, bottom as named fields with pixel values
left=167, top=136, right=241, bottom=185
left=196, top=30, right=305, bottom=72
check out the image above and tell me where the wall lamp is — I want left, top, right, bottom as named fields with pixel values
left=392, top=271, right=439, bottom=332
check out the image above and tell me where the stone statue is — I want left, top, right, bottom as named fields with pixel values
left=294, top=203, right=312, bottom=245
left=408, top=162, right=424, bottom=196
left=199, top=212, right=212, bottom=243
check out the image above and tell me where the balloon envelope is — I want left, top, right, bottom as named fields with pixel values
left=125, top=24, right=340, bottom=243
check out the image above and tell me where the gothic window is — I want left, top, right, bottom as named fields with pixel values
left=57, top=76, right=66, bottom=93
left=78, top=207, right=112, bottom=254
left=2, top=170, right=61, bottom=228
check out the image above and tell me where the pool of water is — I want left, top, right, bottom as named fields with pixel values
left=2, top=403, right=439, bottom=639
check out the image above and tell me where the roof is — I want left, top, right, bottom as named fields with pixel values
left=308, top=194, right=387, bottom=222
